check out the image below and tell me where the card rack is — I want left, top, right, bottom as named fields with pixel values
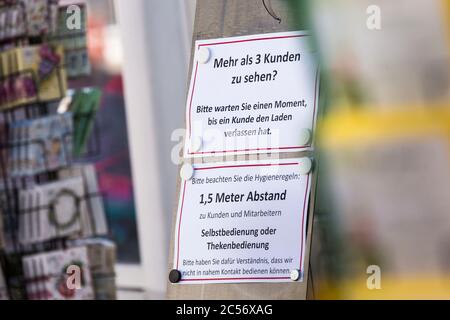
left=0, top=0, right=59, bottom=48
left=0, top=102, right=110, bottom=300
left=0, top=0, right=113, bottom=300
left=0, top=68, right=67, bottom=110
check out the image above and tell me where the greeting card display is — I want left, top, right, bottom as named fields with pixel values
left=0, top=44, right=67, bottom=109
left=22, top=246, right=94, bottom=300
left=71, top=238, right=117, bottom=300
left=18, top=165, right=108, bottom=245
left=0, top=0, right=59, bottom=43
left=67, top=88, right=101, bottom=156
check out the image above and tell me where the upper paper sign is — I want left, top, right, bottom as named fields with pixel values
left=184, top=31, right=319, bottom=157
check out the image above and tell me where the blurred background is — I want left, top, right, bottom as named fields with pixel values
left=298, top=0, right=450, bottom=299
left=65, top=0, right=196, bottom=299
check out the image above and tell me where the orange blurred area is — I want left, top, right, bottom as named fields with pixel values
left=86, top=16, right=105, bottom=66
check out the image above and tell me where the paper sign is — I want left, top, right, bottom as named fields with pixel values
left=184, top=31, right=319, bottom=157
left=173, top=159, right=312, bottom=283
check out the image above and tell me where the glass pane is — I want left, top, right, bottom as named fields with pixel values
left=66, top=0, right=140, bottom=263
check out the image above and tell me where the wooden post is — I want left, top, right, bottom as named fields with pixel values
left=167, top=0, right=317, bottom=299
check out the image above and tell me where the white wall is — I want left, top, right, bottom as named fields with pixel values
left=114, top=0, right=196, bottom=299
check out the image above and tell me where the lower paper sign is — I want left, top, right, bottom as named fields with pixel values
left=173, top=159, right=311, bottom=284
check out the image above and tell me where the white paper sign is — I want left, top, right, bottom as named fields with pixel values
left=184, top=31, right=319, bottom=157
left=173, top=159, right=312, bottom=284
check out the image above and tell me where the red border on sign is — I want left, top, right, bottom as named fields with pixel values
left=187, top=34, right=319, bottom=155
left=175, top=162, right=310, bottom=282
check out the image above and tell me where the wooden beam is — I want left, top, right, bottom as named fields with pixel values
left=167, top=0, right=317, bottom=299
